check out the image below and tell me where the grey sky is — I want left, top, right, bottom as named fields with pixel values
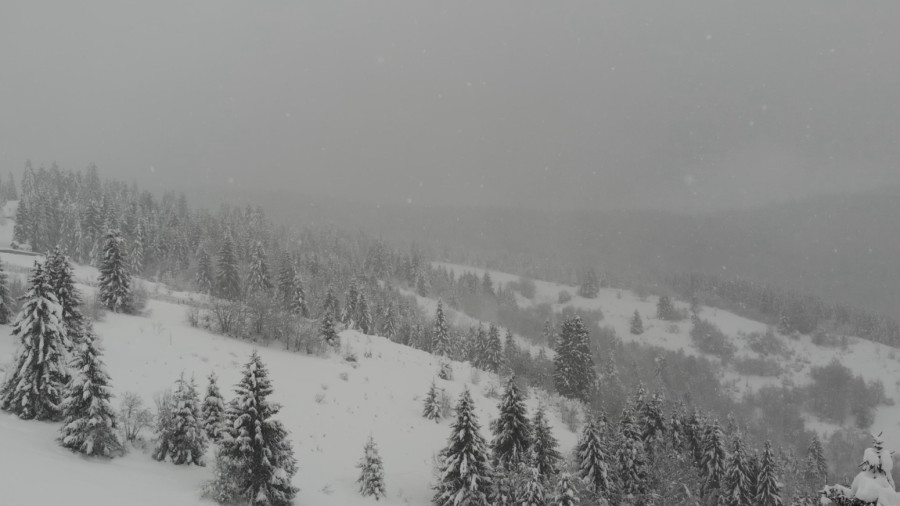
left=2, top=1, right=899, bottom=212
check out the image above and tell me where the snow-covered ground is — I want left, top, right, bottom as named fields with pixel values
left=433, top=261, right=900, bottom=449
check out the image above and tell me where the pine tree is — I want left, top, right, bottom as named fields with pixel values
left=630, top=310, right=644, bottom=335
left=481, top=272, right=494, bottom=295
left=277, top=257, right=296, bottom=309
left=98, top=229, right=132, bottom=313
left=357, top=292, right=373, bottom=334
left=247, top=241, right=272, bottom=295
left=577, top=267, right=599, bottom=299
left=59, top=325, right=122, bottom=457
left=517, top=467, right=548, bottom=506
left=208, top=351, right=298, bottom=505
left=576, top=414, right=610, bottom=496
left=289, top=271, right=309, bottom=318
left=0, top=262, right=67, bottom=420
left=216, top=233, right=241, bottom=300
left=617, top=407, right=648, bottom=497
left=756, top=441, right=783, bottom=506
left=322, top=285, right=340, bottom=319
left=432, top=300, right=451, bottom=357
left=480, top=323, right=504, bottom=373
left=0, top=260, right=13, bottom=324
left=381, top=303, right=397, bottom=338
left=553, top=473, right=579, bottom=506
left=433, top=388, right=493, bottom=506
left=201, top=372, right=226, bottom=442
left=153, top=374, right=206, bottom=465
left=196, top=247, right=214, bottom=294
left=531, top=405, right=562, bottom=478
left=491, top=376, right=533, bottom=468
left=130, top=223, right=144, bottom=275
left=357, top=436, right=386, bottom=500
left=45, top=247, right=83, bottom=339
left=722, top=437, right=753, bottom=506
left=807, top=433, right=828, bottom=485
left=638, top=391, right=666, bottom=445
left=656, top=295, right=676, bottom=321
left=343, top=279, right=361, bottom=327
left=422, top=381, right=443, bottom=422
left=542, top=319, right=555, bottom=348
left=553, top=315, right=597, bottom=401
left=321, top=311, right=339, bottom=347
left=700, top=419, right=728, bottom=496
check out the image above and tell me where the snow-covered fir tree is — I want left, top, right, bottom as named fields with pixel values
left=638, top=391, right=666, bottom=445
left=216, top=232, right=241, bottom=300
left=247, top=241, right=272, bottom=295
left=45, top=246, right=83, bottom=339
left=196, top=247, right=214, bottom=295
left=553, top=473, right=580, bottom=506
left=357, top=435, right=386, bottom=500
left=480, top=323, right=504, bottom=373
left=423, top=380, right=442, bottom=422
left=277, top=257, right=296, bottom=309
left=201, top=372, right=226, bottom=442
left=59, top=325, right=122, bottom=457
left=722, top=437, right=753, bottom=506
left=0, top=260, right=13, bottom=324
left=630, top=310, right=644, bottom=335
left=542, top=319, right=555, bottom=348
left=432, top=300, right=451, bottom=357
left=98, top=228, right=132, bottom=313
left=322, top=285, right=341, bottom=319
left=656, top=295, right=677, bottom=321
left=357, top=292, right=373, bottom=334
left=553, top=315, right=596, bottom=401
left=617, top=407, right=648, bottom=498
left=756, top=440, right=783, bottom=506
left=381, top=303, right=397, bottom=338
left=491, top=376, right=533, bottom=468
left=0, top=262, right=67, bottom=420
left=290, top=270, right=309, bottom=318
left=321, top=311, right=339, bottom=347
left=153, top=374, right=206, bottom=465
left=517, top=467, right=548, bottom=506
left=700, top=419, right=728, bottom=497
left=576, top=414, right=610, bottom=496
left=130, top=222, right=144, bottom=275
left=806, top=433, right=828, bottom=486
left=343, top=279, right=361, bottom=327
left=207, top=351, right=298, bottom=505
left=433, top=388, right=492, bottom=506
left=531, top=405, right=562, bottom=478
left=577, top=267, right=599, bottom=299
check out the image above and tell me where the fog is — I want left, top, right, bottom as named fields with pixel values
left=3, top=1, right=900, bottom=212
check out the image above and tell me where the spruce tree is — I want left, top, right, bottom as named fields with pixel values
left=0, top=262, right=67, bottom=420
left=542, top=319, right=555, bottom=348
left=481, top=323, right=504, bottom=373
left=320, top=311, right=339, bottom=348
left=553, top=315, right=597, bottom=401
left=277, top=257, right=296, bottom=309
left=629, top=310, right=644, bottom=335
left=343, top=280, right=361, bottom=327
left=491, top=376, right=533, bottom=468
left=45, top=247, right=83, bottom=339
left=381, top=303, right=397, bottom=338
left=201, top=372, right=226, bottom=442
left=807, top=433, right=828, bottom=485
left=531, top=405, right=562, bottom=478
left=208, top=351, right=298, bottom=505
left=700, top=419, right=728, bottom=496
left=517, top=467, right=548, bottom=506
left=216, top=233, right=241, bottom=300
left=98, top=229, right=132, bottom=313
left=321, top=285, right=340, bottom=319
left=577, top=267, right=599, bottom=299
left=357, top=436, right=386, bottom=500
left=130, top=223, right=144, bottom=275
left=357, top=292, right=373, bottom=334
left=576, top=414, right=610, bottom=496
left=553, top=473, right=579, bottom=506
left=656, top=295, right=676, bottom=321
left=722, top=437, right=753, bottom=506
left=290, top=270, right=309, bottom=318
left=196, top=247, right=214, bottom=294
left=433, top=388, right=492, bottom=506
left=423, top=381, right=442, bottom=422
left=616, top=407, right=648, bottom=497
left=0, top=260, right=13, bottom=324
left=247, top=241, right=272, bottom=295
left=756, top=440, right=783, bottom=506
left=432, top=300, right=451, bottom=357
left=59, top=325, right=122, bottom=457
left=153, top=374, right=206, bottom=466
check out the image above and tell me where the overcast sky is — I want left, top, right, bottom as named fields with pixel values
left=2, top=1, right=899, bottom=212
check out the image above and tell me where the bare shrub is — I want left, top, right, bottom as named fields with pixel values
left=119, top=391, right=153, bottom=443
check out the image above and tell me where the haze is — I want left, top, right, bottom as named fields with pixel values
left=2, top=1, right=899, bottom=212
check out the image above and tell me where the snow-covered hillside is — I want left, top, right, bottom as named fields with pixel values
left=0, top=262, right=578, bottom=503
left=432, top=261, right=900, bottom=449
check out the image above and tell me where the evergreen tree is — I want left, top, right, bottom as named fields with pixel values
left=153, top=374, right=206, bottom=465
left=629, top=310, right=644, bottom=335
left=491, top=376, right=533, bottom=468
left=201, top=372, right=226, bottom=442
left=756, top=441, right=783, bottom=506
left=277, top=257, right=296, bottom=309
left=0, top=260, right=14, bottom=324
left=576, top=414, right=610, bottom=496
left=130, top=223, right=144, bottom=275
left=656, top=295, right=677, bottom=321
left=59, top=325, right=122, bottom=457
left=98, top=229, right=132, bottom=313
left=433, top=388, right=492, bottom=506
left=381, top=303, right=397, bottom=338
left=553, top=315, right=597, bottom=401
left=481, top=272, right=494, bottom=296
left=45, top=247, right=83, bottom=339
left=0, top=262, right=67, bottom=420
left=638, top=391, right=666, bottom=445
left=289, top=270, right=309, bottom=318
left=321, top=311, right=339, bottom=347
left=616, top=407, right=648, bottom=497
left=542, top=319, right=555, bottom=348
left=423, top=381, right=443, bottom=422
left=700, top=419, right=728, bottom=496
left=357, top=292, right=373, bottom=334
left=216, top=233, right=241, bottom=300
left=553, top=473, right=579, bottom=506
left=577, top=267, right=599, bottom=299
left=432, top=300, right=451, bottom=357
left=480, top=323, right=504, bottom=373
left=196, top=247, right=214, bottom=294
left=531, top=405, right=562, bottom=478
left=517, top=467, right=548, bottom=506
left=246, top=241, right=272, bottom=295
left=208, top=352, right=297, bottom=505
left=322, top=285, right=340, bottom=319
left=807, top=433, right=828, bottom=485
left=722, top=437, right=753, bottom=506
left=343, top=279, right=361, bottom=327
left=357, top=436, right=387, bottom=500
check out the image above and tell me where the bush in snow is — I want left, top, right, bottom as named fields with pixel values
left=118, top=391, right=153, bottom=443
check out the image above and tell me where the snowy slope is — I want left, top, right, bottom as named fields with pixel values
left=0, top=254, right=579, bottom=505
left=433, top=261, right=900, bottom=449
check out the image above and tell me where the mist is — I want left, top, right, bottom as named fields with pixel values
left=3, top=1, right=900, bottom=212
